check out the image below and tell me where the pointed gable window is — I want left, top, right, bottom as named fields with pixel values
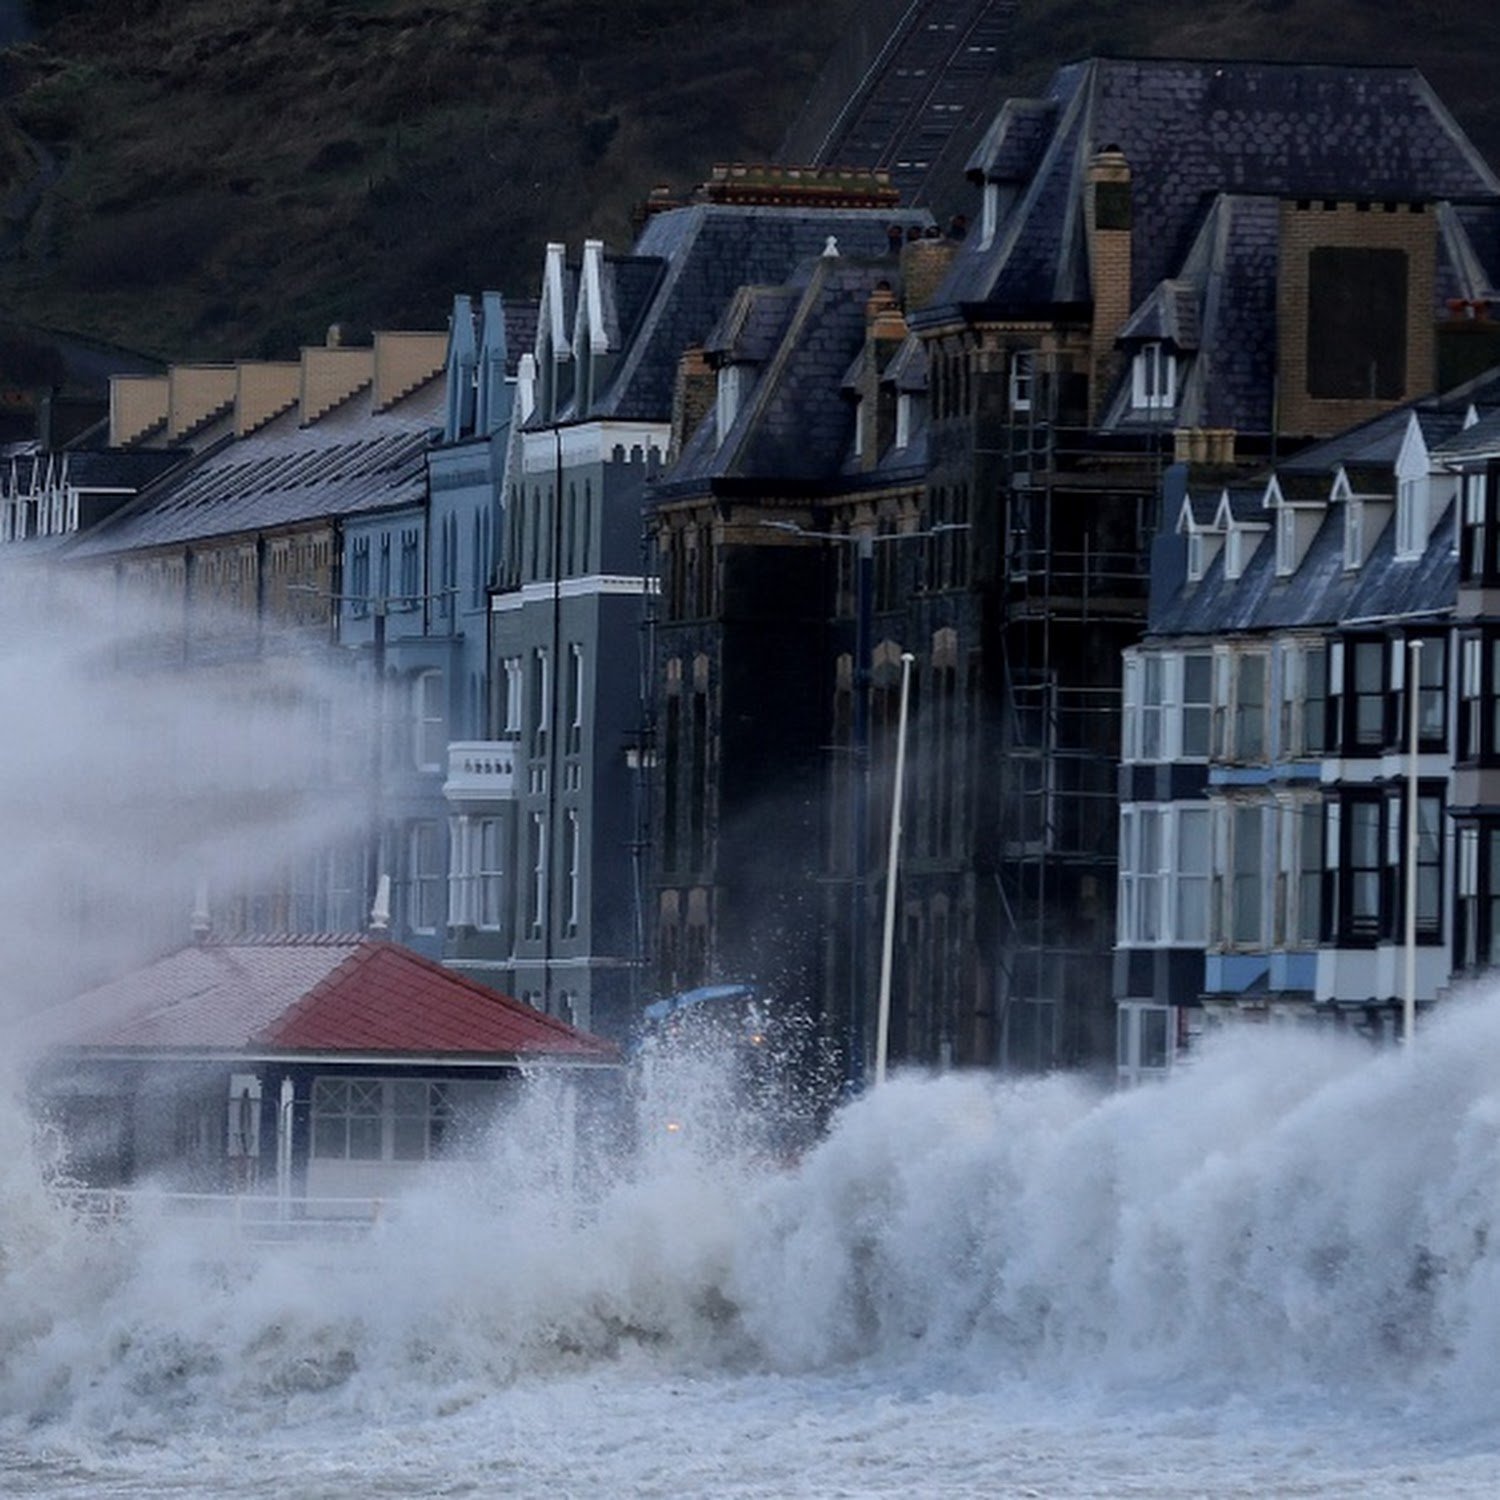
left=1345, top=498, right=1364, bottom=570
left=1276, top=503, right=1296, bottom=576
left=716, top=364, right=747, bottom=446
left=1395, top=474, right=1428, bottom=560
left=1131, top=342, right=1175, bottom=411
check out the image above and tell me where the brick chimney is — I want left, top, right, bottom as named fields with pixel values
left=670, top=345, right=715, bottom=459
left=900, top=234, right=958, bottom=313
left=1086, top=145, right=1133, bottom=421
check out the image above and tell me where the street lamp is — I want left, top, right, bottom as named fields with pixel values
left=874, top=650, right=915, bottom=1085
left=757, top=518, right=968, bottom=1090
left=1404, top=638, right=1420, bottom=1048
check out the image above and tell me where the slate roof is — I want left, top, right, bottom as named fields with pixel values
left=578, top=203, right=932, bottom=422
left=1274, top=470, right=1331, bottom=503
left=1338, top=461, right=1396, bottom=497
left=657, top=254, right=910, bottom=493
left=28, top=937, right=618, bottom=1063
left=1432, top=405, right=1500, bottom=463
left=1222, top=486, right=1269, bottom=523
left=1118, top=279, right=1200, bottom=350
left=883, top=335, right=928, bottom=394
left=705, top=283, right=803, bottom=365
left=945, top=58, right=1500, bottom=315
left=65, top=378, right=442, bottom=557
left=966, top=97, right=1059, bottom=184
left=1151, top=393, right=1491, bottom=638
left=2, top=447, right=185, bottom=499
left=1181, top=488, right=1222, bottom=527
left=1157, top=494, right=1458, bottom=640
left=504, top=301, right=539, bottom=370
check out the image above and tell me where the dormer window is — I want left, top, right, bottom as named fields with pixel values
left=716, top=365, right=747, bottom=445
left=981, top=182, right=999, bottom=248
left=1187, top=530, right=1206, bottom=582
left=895, top=392, right=912, bottom=450
left=1009, top=350, right=1034, bottom=413
left=1395, top=474, right=1427, bottom=560
left=1276, top=505, right=1296, bottom=576
left=1225, top=526, right=1244, bottom=580
left=1132, top=343, right=1175, bottom=411
left=1345, top=499, right=1363, bottom=570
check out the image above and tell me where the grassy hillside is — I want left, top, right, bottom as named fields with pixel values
left=2, top=0, right=1499, bottom=374
left=0, top=0, right=859, bottom=362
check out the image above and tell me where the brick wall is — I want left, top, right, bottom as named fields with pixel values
left=1277, top=200, right=1437, bottom=438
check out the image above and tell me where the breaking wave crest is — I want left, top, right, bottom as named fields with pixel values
left=6, top=995, right=1500, bottom=1446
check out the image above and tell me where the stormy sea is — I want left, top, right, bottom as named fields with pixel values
left=5, top=1006, right=1500, bottom=1499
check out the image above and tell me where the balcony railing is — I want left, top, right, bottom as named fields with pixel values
left=443, top=740, right=519, bottom=802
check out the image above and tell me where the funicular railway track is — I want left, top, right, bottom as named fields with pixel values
left=805, top=0, right=1017, bottom=209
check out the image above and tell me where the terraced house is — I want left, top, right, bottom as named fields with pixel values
left=1117, top=368, right=1500, bottom=1078
left=466, top=176, right=928, bottom=1039
left=639, top=57, right=1500, bottom=1082
left=36, top=330, right=452, bottom=950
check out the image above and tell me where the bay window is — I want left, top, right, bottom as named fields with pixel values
left=1456, top=822, right=1500, bottom=973
left=1118, top=804, right=1210, bottom=946
left=1459, top=632, right=1500, bottom=763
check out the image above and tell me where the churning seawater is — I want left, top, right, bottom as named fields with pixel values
left=7, top=1002, right=1500, bottom=1497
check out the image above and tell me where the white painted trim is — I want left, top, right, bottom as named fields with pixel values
left=516, top=352, right=537, bottom=422
left=578, top=239, right=610, bottom=357
left=541, top=243, right=572, bottom=362
left=520, top=420, right=670, bottom=473
left=491, top=574, right=658, bottom=611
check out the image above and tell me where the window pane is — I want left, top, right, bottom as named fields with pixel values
left=392, top=1116, right=427, bottom=1161
left=1304, top=647, right=1327, bottom=754
left=1139, top=1008, right=1170, bottom=1069
left=312, top=1116, right=345, bottom=1160
left=1176, top=877, right=1208, bottom=943
left=1178, top=809, right=1209, bottom=873
left=348, top=1115, right=382, bottom=1161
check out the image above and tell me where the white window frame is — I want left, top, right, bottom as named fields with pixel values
left=1274, top=796, right=1323, bottom=947
left=716, top=364, right=746, bottom=444
left=1117, top=1001, right=1175, bottom=1084
left=502, top=656, right=524, bottom=738
left=568, top=642, right=585, bottom=754
left=1344, top=497, right=1364, bottom=570
left=1395, top=475, right=1426, bottom=560
left=1131, top=342, right=1176, bottom=411
left=1187, top=528, right=1206, bottom=582
left=565, top=808, right=581, bottom=933
left=1215, top=800, right=1269, bottom=949
left=1231, top=649, right=1269, bottom=763
left=408, top=820, right=443, bottom=934
left=476, top=816, right=504, bottom=931
left=1118, top=803, right=1209, bottom=947
left=530, top=811, right=547, bottom=936
left=1225, top=525, right=1244, bottom=580
left=1009, top=350, right=1034, bottom=413
left=1122, top=649, right=1212, bottom=764
left=413, top=669, right=445, bottom=772
left=310, top=1078, right=451, bottom=1164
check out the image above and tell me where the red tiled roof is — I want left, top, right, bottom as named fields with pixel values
left=258, top=942, right=616, bottom=1059
left=32, top=938, right=617, bottom=1063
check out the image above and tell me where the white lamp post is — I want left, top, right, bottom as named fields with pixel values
left=1404, top=638, right=1421, bottom=1047
left=875, top=651, right=916, bottom=1085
